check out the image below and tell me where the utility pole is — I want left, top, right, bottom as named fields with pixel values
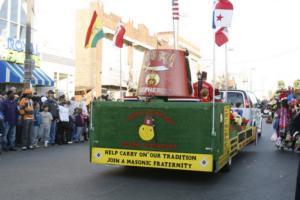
left=24, top=0, right=33, bottom=89
left=250, top=67, right=255, bottom=92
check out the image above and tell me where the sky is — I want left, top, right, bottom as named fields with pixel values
left=35, top=0, right=300, bottom=98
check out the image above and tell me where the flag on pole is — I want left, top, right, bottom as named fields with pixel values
left=214, top=0, right=233, bottom=28
left=172, top=0, right=179, bottom=20
left=113, top=23, right=126, bottom=48
left=85, top=11, right=104, bottom=48
left=215, top=27, right=228, bottom=47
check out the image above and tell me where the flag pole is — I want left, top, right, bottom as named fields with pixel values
left=173, top=20, right=178, bottom=49
left=173, top=20, right=176, bottom=49
left=225, top=40, right=228, bottom=91
left=176, top=20, right=179, bottom=49
left=172, top=0, right=179, bottom=49
left=212, top=33, right=216, bottom=137
left=119, top=47, right=122, bottom=100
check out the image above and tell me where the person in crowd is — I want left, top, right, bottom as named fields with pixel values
left=19, top=89, right=35, bottom=150
left=44, top=90, right=59, bottom=145
left=15, top=92, right=23, bottom=147
left=296, top=159, right=300, bottom=200
left=75, top=108, right=85, bottom=143
left=82, top=111, right=89, bottom=141
left=32, top=102, right=42, bottom=148
left=69, top=97, right=78, bottom=117
left=40, top=105, right=52, bottom=147
left=0, top=93, right=5, bottom=152
left=193, top=71, right=213, bottom=101
left=79, top=97, right=88, bottom=116
left=57, top=101, right=71, bottom=145
left=59, top=95, right=66, bottom=104
left=214, top=89, right=223, bottom=102
left=69, top=97, right=78, bottom=141
left=9, top=87, right=17, bottom=94
left=41, top=96, right=47, bottom=105
left=32, top=92, right=41, bottom=103
left=2, top=90, right=18, bottom=151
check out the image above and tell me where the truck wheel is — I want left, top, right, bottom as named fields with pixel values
left=223, top=158, right=232, bottom=172
left=258, top=121, right=263, bottom=137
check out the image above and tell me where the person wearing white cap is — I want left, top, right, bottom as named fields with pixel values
left=41, top=96, right=47, bottom=104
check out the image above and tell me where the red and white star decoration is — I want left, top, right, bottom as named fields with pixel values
left=216, top=14, right=223, bottom=21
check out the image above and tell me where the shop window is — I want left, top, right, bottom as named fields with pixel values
left=9, top=22, right=17, bottom=38
left=20, top=25, right=25, bottom=40
left=10, top=0, right=19, bottom=22
left=0, top=19, right=7, bottom=36
left=20, top=0, right=26, bottom=25
left=0, top=0, right=8, bottom=19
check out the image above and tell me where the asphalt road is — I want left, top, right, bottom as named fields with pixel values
left=0, top=122, right=299, bottom=200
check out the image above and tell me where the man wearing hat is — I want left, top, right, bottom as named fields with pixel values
left=19, top=89, right=35, bottom=150
left=193, top=71, right=213, bottom=102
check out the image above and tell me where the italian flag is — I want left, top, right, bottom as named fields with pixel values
left=85, top=11, right=104, bottom=48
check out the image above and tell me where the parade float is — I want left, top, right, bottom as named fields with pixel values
left=89, top=49, right=256, bottom=173
left=269, top=80, right=300, bottom=151
left=294, top=79, right=300, bottom=99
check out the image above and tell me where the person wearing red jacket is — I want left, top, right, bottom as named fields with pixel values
left=193, top=71, right=213, bottom=101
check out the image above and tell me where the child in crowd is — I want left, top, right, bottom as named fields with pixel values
left=40, top=105, right=53, bottom=147
left=32, top=102, right=42, bottom=148
left=57, top=101, right=71, bottom=145
left=75, top=108, right=85, bottom=143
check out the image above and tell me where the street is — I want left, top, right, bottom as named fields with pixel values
left=0, top=122, right=298, bottom=200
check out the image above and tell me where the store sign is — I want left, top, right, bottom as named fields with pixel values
left=5, top=50, right=40, bottom=67
left=91, top=147, right=213, bottom=172
left=7, top=37, right=40, bottom=55
left=0, top=37, right=40, bottom=67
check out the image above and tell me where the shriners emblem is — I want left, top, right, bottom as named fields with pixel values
left=145, top=72, right=160, bottom=86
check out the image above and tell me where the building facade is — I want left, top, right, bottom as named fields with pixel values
left=75, top=2, right=201, bottom=100
left=39, top=51, right=75, bottom=98
left=0, top=0, right=54, bottom=93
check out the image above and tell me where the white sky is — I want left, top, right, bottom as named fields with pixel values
left=35, top=0, right=300, bottom=98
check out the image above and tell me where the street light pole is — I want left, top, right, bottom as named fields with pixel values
left=224, top=44, right=228, bottom=91
left=24, top=0, right=33, bottom=89
left=250, top=67, right=255, bottom=92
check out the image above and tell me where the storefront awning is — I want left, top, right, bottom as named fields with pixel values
left=0, top=60, right=54, bottom=87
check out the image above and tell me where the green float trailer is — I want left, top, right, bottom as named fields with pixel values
left=89, top=49, right=256, bottom=173
left=90, top=100, right=256, bottom=173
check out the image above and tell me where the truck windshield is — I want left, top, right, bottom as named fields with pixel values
left=227, top=92, right=244, bottom=108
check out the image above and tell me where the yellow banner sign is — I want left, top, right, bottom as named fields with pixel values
left=4, top=50, right=41, bottom=67
left=91, top=148, right=213, bottom=172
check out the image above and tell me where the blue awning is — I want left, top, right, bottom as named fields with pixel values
left=0, top=60, right=54, bottom=87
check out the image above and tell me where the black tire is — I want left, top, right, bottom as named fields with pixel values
left=258, top=121, right=263, bottom=137
left=223, top=158, right=232, bottom=172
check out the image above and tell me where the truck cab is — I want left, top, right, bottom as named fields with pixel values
left=220, top=90, right=263, bottom=136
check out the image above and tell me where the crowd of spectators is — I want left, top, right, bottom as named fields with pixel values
left=0, top=87, right=89, bottom=153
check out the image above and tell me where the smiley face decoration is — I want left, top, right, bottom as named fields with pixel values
left=139, top=115, right=155, bottom=141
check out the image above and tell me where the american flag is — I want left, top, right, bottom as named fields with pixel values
left=172, top=0, right=179, bottom=20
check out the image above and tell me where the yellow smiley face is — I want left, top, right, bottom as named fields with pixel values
left=139, top=124, right=155, bottom=141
